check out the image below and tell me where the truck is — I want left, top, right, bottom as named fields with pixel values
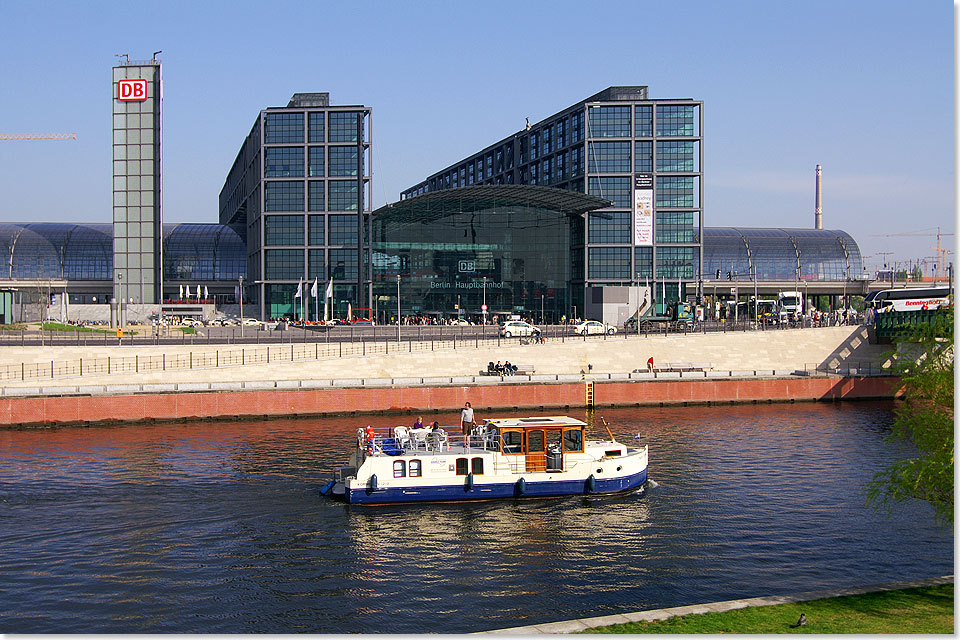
left=777, top=291, right=803, bottom=323
left=624, top=300, right=695, bottom=331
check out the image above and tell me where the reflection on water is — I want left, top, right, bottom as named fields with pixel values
left=0, top=401, right=952, bottom=633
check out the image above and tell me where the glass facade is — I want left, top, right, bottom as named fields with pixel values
left=219, top=95, right=371, bottom=319
left=701, top=228, right=863, bottom=282
left=372, top=186, right=608, bottom=322
left=399, top=87, right=703, bottom=305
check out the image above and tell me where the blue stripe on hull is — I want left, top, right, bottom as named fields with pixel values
left=345, top=468, right=647, bottom=505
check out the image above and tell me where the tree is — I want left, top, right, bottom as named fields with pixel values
left=867, top=304, right=954, bottom=527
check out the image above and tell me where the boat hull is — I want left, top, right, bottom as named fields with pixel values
left=342, top=467, right=647, bottom=505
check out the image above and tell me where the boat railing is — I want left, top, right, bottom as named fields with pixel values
left=358, top=426, right=502, bottom=455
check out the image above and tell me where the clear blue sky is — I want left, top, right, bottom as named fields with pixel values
left=0, top=0, right=954, bottom=273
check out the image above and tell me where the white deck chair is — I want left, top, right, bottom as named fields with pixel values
left=393, top=426, right=410, bottom=450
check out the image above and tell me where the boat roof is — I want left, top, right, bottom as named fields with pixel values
left=485, top=416, right=587, bottom=429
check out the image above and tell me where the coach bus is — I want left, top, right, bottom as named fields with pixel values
left=864, top=286, right=951, bottom=312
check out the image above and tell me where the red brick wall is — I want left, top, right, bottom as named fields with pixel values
left=1, top=377, right=903, bottom=427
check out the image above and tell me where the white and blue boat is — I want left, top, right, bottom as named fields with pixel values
left=325, top=416, right=648, bottom=505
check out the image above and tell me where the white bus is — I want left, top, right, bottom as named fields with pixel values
left=864, top=286, right=951, bottom=312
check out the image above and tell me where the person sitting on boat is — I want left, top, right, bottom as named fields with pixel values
left=413, top=416, right=424, bottom=430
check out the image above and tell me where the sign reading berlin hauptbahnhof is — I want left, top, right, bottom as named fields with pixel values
left=633, top=173, right=653, bottom=246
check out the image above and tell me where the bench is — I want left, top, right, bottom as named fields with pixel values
left=634, top=362, right=714, bottom=373
left=479, top=364, right=536, bottom=376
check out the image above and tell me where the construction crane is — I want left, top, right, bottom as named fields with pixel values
left=869, top=227, right=954, bottom=281
left=0, top=133, right=77, bottom=141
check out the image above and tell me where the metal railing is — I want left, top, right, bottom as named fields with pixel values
left=0, top=322, right=876, bottom=384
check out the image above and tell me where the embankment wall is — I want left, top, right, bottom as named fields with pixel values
left=0, top=375, right=901, bottom=428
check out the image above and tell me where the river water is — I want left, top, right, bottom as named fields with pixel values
left=0, top=401, right=951, bottom=633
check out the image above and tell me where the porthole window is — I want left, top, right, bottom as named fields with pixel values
left=471, top=457, right=484, bottom=475
left=409, top=459, right=422, bottom=478
left=393, top=460, right=406, bottom=478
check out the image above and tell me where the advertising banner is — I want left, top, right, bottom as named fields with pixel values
left=634, top=173, right=653, bottom=246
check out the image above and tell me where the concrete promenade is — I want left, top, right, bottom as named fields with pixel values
left=0, top=325, right=885, bottom=390
left=477, top=575, right=954, bottom=634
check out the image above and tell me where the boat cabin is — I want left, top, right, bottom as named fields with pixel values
left=485, top=416, right=587, bottom=472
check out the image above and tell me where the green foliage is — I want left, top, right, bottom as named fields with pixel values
left=581, top=584, right=954, bottom=634
left=868, top=303, right=953, bottom=528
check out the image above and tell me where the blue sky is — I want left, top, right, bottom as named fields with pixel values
left=0, top=0, right=954, bottom=273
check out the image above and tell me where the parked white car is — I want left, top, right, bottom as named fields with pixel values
left=499, top=320, right=538, bottom=338
left=571, top=320, right=617, bottom=336
left=240, top=317, right=261, bottom=326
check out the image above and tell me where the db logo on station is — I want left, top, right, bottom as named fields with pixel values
left=117, top=79, right=148, bottom=101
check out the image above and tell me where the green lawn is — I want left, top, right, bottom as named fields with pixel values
left=40, top=322, right=139, bottom=335
left=582, top=584, right=954, bottom=634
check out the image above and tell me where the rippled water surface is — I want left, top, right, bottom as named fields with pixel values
left=0, top=401, right=951, bottom=633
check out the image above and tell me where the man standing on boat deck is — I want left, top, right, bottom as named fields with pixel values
left=461, top=402, right=475, bottom=436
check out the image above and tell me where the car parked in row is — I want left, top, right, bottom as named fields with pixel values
left=571, top=320, right=617, bottom=336
left=499, top=320, right=539, bottom=338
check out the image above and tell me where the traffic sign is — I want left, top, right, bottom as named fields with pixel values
left=481, top=304, right=487, bottom=311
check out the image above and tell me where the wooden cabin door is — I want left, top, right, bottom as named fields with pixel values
left=525, top=429, right=546, bottom=471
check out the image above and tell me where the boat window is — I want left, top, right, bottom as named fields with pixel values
left=393, top=460, right=406, bottom=478
left=546, top=429, right=562, bottom=452
left=605, top=449, right=622, bottom=457
left=471, top=457, right=484, bottom=475
left=409, top=459, right=422, bottom=477
left=527, top=429, right=545, bottom=453
left=502, top=430, right=523, bottom=454
left=455, top=458, right=468, bottom=475
left=563, top=428, right=583, bottom=452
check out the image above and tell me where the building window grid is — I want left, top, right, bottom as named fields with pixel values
left=328, top=146, right=360, bottom=177
left=589, top=211, right=631, bottom=244
left=328, top=112, right=361, bottom=143
left=264, top=147, right=304, bottom=178
left=328, top=181, right=359, bottom=211
left=656, top=105, right=696, bottom=137
left=655, top=211, right=697, bottom=244
left=588, top=177, right=631, bottom=208
left=588, top=247, right=631, bottom=280
left=656, top=177, right=696, bottom=208
left=264, top=215, right=305, bottom=246
left=264, top=113, right=304, bottom=144
left=587, top=106, right=631, bottom=138
left=656, top=141, right=696, bottom=172
left=308, top=248, right=325, bottom=279
left=329, top=248, right=359, bottom=280
left=264, top=248, right=304, bottom=280
left=308, top=147, right=325, bottom=177
left=635, top=141, right=653, bottom=172
left=588, top=141, right=632, bottom=173
left=308, top=112, right=325, bottom=143
left=308, top=180, right=325, bottom=211
left=264, top=181, right=305, bottom=212
left=634, top=246, right=653, bottom=278
left=656, top=246, right=698, bottom=279
left=308, top=215, right=325, bottom=245
left=328, top=214, right=359, bottom=246
left=635, top=105, right=653, bottom=137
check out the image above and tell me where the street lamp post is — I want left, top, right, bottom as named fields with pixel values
left=396, top=274, right=401, bottom=343
left=482, top=276, right=487, bottom=326
left=239, top=275, right=244, bottom=339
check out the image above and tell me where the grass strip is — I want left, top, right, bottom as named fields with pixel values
left=40, top=322, right=139, bottom=335
left=581, top=584, right=954, bottom=634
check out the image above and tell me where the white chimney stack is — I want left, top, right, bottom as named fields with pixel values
left=815, top=164, right=822, bottom=230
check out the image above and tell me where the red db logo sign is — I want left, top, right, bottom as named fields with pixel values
left=118, top=79, right=148, bottom=101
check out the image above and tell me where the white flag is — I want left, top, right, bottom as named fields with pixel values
left=325, top=279, right=333, bottom=299
left=196, top=285, right=201, bottom=300
left=204, top=286, right=209, bottom=299
left=347, top=302, right=352, bottom=321
left=310, top=277, right=318, bottom=298
left=179, top=284, right=183, bottom=299
left=294, top=278, right=303, bottom=299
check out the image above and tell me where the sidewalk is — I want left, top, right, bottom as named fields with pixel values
left=476, top=575, right=954, bottom=634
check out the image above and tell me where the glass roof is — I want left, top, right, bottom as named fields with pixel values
left=375, top=185, right=612, bottom=224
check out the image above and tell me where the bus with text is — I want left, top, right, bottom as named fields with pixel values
left=864, top=286, right=951, bottom=313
